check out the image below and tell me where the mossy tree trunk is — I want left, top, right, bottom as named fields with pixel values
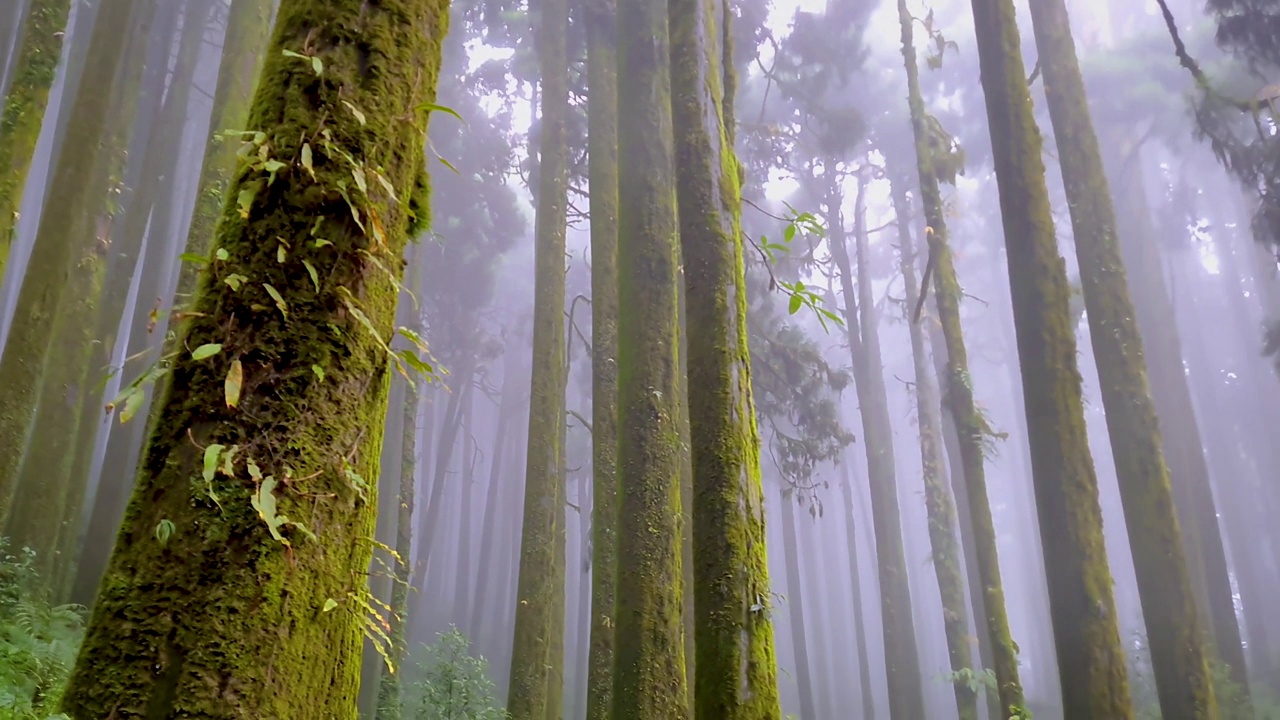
left=1110, top=137, right=1251, bottom=694
left=506, top=0, right=569, bottom=711
left=896, top=2, right=1027, bottom=715
left=890, top=178, right=978, bottom=720
left=964, top=0, right=1132, bottom=715
left=827, top=177, right=926, bottom=720
left=0, top=0, right=71, bottom=277
left=671, top=0, right=781, bottom=715
left=610, top=0, right=689, bottom=713
left=59, top=0, right=450, bottom=712
left=583, top=0, right=619, bottom=714
left=0, top=0, right=141, bottom=522
left=1026, top=2, right=1218, bottom=717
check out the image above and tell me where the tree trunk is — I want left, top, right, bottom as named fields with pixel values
left=890, top=178, right=978, bottom=720
left=965, top=0, right=1132, bottom=715
left=671, top=0, right=781, bottom=716
left=471, top=345, right=518, bottom=637
left=828, top=178, right=926, bottom=720
left=59, top=0, right=450, bottom=712
left=583, top=0, right=619, bottom=714
left=841, top=463, right=876, bottom=720
left=779, top=491, right=816, bottom=720
left=506, top=0, right=569, bottom=710
left=0, top=0, right=72, bottom=277
left=610, top=0, right=689, bottom=712
left=1026, top=2, right=1217, bottom=717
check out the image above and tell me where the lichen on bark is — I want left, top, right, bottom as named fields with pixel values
left=1027, top=1, right=1218, bottom=717
left=610, top=0, right=689, bottom=713
left=59, top=0, right=450, bottom=713
left=895, top=1, right=1027, bottom=715
left=965, top=0, right=1132, bottom=715
left=506, top=0, right=569, bottom=713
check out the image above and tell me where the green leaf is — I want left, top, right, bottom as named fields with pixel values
left=154, top=519, right=175, bottom=546
left=415, top=102, right=465, bottom=123
left=323, top=598, right=339, bottom=612
left=788, top=293, right=803, bottom=315
left=313, top=238, right=332, bottom=248
left=277, top=244, right=287, bottom=263
left=179, top=252, right=208, bottom=266
left=301, top=143, right=315, bottom=179
left=281, top=48, right=306, bottom=59
left=311, top=56, right=323, bottom=76
left=351, top=166, right=368, bottom=195
left=263, top=284, right=288, bottom=319
left=225, top=360, right=243, bottom=408
left=342, top=100, right=366, bottom=126
left=224, top=273, right=247, bottom=291
left=118, top=386, right=144, bottom=424
left=303, top=260, right=320, bottom=292
left=784, top=223, right=796, bottom=243
left=203, top=444, right=225, bottom=484
left=236, top=180, right=261, bottom=219
left=311, top=364, right=325, bottom=382
left=191, top=343, right=222, bottom=361
left=216, top=248, right=230, bottom=261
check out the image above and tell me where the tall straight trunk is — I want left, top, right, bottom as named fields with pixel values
left=471, top=347, right=518, bottom=636
left=0, top=0, right=72, bottom=276
left=895, top=4, right=1027, bottom=715
left=964, top=0, right=1132, bottom=715
left=779, top=491, right=816, bottom=720
left=61, top=0, right=450, bottom=711
left=840, top=464, right=876, bottom=720
left=890, top=179, right=977, bottom=720
left=1027, top=2, right=1217, bottom=717
left=454, top=393, right=476, bottom=624
left=827, top=178, right=926, bottom=720
left=1110, top=138, right=1251, bottom=690
left=545, top=375, right=567, bottom=720
left=610, top=0, right=688, bottom=713
left=671, top=0, right=781, bottom=715
left=583, top=0, right=619, bottom=714
left=412, top=359, right=473, bottom=593
left=0, top=0, right=22, bottom=87
left=0, top=0, right=143, bottom=521
left=573, top=465, right=591, bottom=720
left=506, top=0, right=568, bottom=710
left=376, top=374, right=419, bottom=720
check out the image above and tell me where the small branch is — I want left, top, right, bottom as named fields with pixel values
left=1027, top=58, right=1041, bottom=87
left=567, top=409, right=593, bottom=434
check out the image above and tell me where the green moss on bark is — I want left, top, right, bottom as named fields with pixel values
left=375, top=374, right=418, bottom=719
left=1026, top=2, right=1218, bottom=718
left=506, top=0, right=569, bottom=714
left=0, top=0, right=71, bottom=276
left=965, top=0, right=1132, bottom=715
left=890, top=178, right=977, bottom=720
left=584, top=0, right=619, bottom=714
left=59, top=0, right=449, bottom=713
left=670, top=1, right=781, bottom=716
left=895, top=2, right=1027, bottom=715
left=611, top=0, right=689, bottom=713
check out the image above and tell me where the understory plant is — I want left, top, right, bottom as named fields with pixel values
left=0, top=541, right=83, bottom=719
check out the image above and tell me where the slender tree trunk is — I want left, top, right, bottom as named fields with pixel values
left=0, top=0, right=143, bottom=521
left=60, top=0, right=450, bottom=711
left=412, top=360, right=473, bottom=593
left=895, top=5, right=1028, bottom=715
left=0, top=0, right=72, bottom=276
left=376, top=374, right=419, bottom=720
left=454, top=393, right=476, bottom=624
left=506, top=0, right=569, bottom=710
left=1110, top=138, right=1251, bottom=691
left=610, top=0, right=689, bottom=713
left=471, top=346, right=518, bottom=636
left=964, top=0, right=1132, bottom=715
left=671, top=0, right=781, bottom=715
left=583, top=0, right=619, bottom=714
left=890, top=179, right=978, bottom=720
left=828, top=177, right=926, bottom=720
left=840, top=463, right=876, bottom=720
left=1027, top=3, right=1217, bottom=717
left=779, top=491, right=817, bottom=720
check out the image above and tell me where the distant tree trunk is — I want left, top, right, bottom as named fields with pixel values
left=412, top=359, right=473, bottom=593
left=1026, top=3, right=1217, bottom=717
left=828, top=176, right=926, bottom=720
left=965, top=0, right=1132, bottom=715
left=471, top=346, right=518, bottom=637
left=545, top=374, right=567, bottom=720
left=454, top=392, right=476, bottom=624
left=376, top=373, right=420, bottom=720
left=0, top=0, right=149, bottom=522
left=671, top=0, right=781, bottom=716
left=890, top=178, right=978, bottom=720
left=840, top=463, right=876, bottom=720
left=573, top=464, right=591, bottom=720
left=1110, top=137, right=1251, bottom=691
left=895, top=5, right=1027, bottom=716
left=779, top=491, right=817, bottom=720
left=583, top=0, right=619, bottom=713
left=60, top=0, right=450, bottom=712
left=0, top=0, right=72, bottom=277
left=506, top=0, right=568, bottom=711
left=610, top=0, right=689, bottom=712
